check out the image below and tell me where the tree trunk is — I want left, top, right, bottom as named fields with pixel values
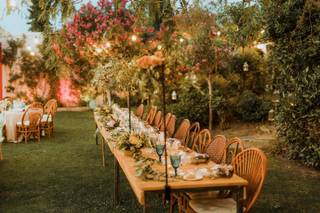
left=207, top=74, right=213, bottom=131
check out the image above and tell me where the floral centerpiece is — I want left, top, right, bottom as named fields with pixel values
left=0, top=99, right=12, bottom=112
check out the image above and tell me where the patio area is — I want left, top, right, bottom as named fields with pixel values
left=0, top=111, right=319, bottom=212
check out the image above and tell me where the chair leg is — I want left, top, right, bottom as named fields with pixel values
left=24, top=132, right=28, bottom=144
left=170, top=195, right=177, bottom=213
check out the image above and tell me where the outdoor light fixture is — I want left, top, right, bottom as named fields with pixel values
left=131, top=35, right=138, bottom=42
left=272, top=90, right=280, bottom=104
left=179, top=38, right=184, bottom=43
left=243, top=62, right=249, bottom=72
left=288, top=93, right=296, bottom=107
left=268, top=109, right=275, bottom=122
left=171, top=91, right=177, bottom=101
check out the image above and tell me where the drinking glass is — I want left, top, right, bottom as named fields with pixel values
left=170, top=155, right=181, bottom=177
left=155, top=144, right=165, bottom=163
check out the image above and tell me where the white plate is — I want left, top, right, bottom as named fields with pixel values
left=183, top=174, right=203, bottom=181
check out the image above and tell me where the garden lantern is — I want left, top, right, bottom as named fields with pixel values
left=272, top=90, right=280, bottom=104
left=243, top=61, right=249, bottom=72
left=268, top=109, right=275, bottom=122
left=171, top=91, right=177, bottom=101
left=288, top=92, right=296, bottom=107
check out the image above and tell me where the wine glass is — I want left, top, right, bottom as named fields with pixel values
left=155, top=144, right=165, bottom=163
left=170, top=155, right=181, bottom=177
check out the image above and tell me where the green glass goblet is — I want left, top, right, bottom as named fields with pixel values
left=155, top=144, right=165, bottom=163
left=170, top=155, right=181, bottom=177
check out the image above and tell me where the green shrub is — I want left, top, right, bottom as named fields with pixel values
left=228, top=48, right=270, bottom=94
left=264, top=0, right=320, bottom=168
left=168, top=85, right=209, bottom=126
left=235, top=90, right=271, bottom=122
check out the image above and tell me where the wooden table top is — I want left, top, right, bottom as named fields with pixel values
left=94, top=112, right=248, bottom=205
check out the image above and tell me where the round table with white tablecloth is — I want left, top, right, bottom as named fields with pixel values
left=3, top=110, right=26, bottom=142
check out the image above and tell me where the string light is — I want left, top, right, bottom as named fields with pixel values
left=217, top=31, right=221, bottom=36
left=157, top=45, right=162, bottom=50
left=104, top=42, right=111, bottom=49
left=179, top=38, right=184, bottom=43
left=131, top=35, right=138, bottom=42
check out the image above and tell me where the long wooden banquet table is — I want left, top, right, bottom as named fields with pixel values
left=94, top=112, right=248, bottom=213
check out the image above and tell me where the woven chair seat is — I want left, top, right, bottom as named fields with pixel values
left=41, top=114, right=52, bottom=122
left=186, top=191, right=219, bottom=200
left=17, top=121, right=30, bottom=126
left=189, top=198, right=236, bottom=213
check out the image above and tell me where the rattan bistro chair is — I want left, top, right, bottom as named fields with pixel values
left=16, top=109, right=42, bottom=143
left=192, top=129, right=211, bottom=153
left=159, top=112, right=172, bottom=132
left=178, top=148, right=267, bottom=213
left=135, top=104, right=144, bottom=119
left=167, top=115, right=176, bottom=138
left=185, top=122, right=200, bottom=149
left=206, top=135, right=227, bottom=164
left=152, top=110, right=162, bottom=129
left=145, top=106, right=157, bottom=125
left=174, top=119, right=190, bottom=144
left=29, top=102, right=44, bottom=111
left=41, top=99, right=58, bottom=137
left=225, top=137, right=245, bottom=164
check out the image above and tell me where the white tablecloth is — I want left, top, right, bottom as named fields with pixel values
left=4, top=110, right=25, bottom=142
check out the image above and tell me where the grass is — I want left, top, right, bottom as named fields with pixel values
left=0, top=111, right=319, bottom=212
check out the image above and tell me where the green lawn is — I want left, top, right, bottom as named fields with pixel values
left=0, top=112, right=319, bottom=212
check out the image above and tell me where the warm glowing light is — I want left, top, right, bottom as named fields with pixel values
left=217, top=31, right=221, bottom=36
left=131, top=35, right=138, bottom=42
left=104, top=42, right=111, bottom=49
left=179, top=38, right=184, bottom=43
left=95, top=47, right=103, bottom=53
left=157, top=45, right=162, bottom=50
left=26, top=46, right=32, bottom=51
left=261, top=30, right=265, bottom=34
left=56, top=77, right=80, bottom=107
left=30, top=51, right=35, bottom=56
